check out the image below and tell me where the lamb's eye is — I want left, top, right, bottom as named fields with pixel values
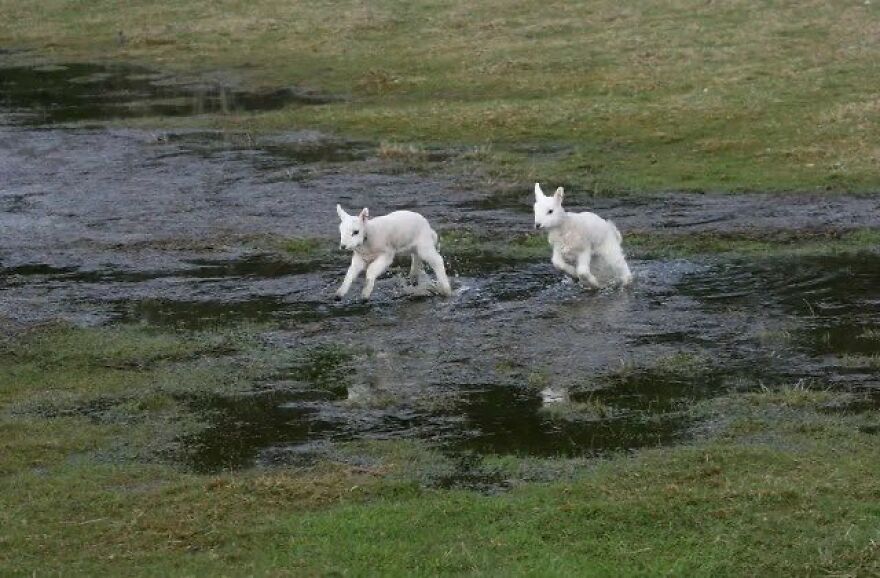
left=352, top=230, right=359, bottom=235
left=547, top=209, right=554, bottom=214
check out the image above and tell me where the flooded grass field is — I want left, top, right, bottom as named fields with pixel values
left=3, top=57, right=880, bottom=472
left=2, top=56, right=880, bottom=576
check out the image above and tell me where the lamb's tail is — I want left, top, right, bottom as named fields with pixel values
left=432, top=229, right=439, bottom=246
left=607, top=220, right=623, bottom=244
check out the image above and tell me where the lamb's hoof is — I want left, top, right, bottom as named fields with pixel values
left=333, top=294, right=343, bottom=301
left=579, top=280, right=600, bottom=291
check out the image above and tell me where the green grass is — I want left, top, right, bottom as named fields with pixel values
left=178, top=225, right=880, bottom=282
left=1, top=0, right=878, bottom=192
left=0, top=324, right=241, bottom=403
left=743, top=380, right=839, bottom=409
left=594, top=352, right=714, bottom=389
left=0, top=324, right=356, bottom=474
left=277, top=236, right=323, bottom=256
left=248, top=226, right=880, bottom=275
left=440, top=228, right=547, bottom=269
left=243, top=234, right=335, bottom=262
left=840, top=354, right=880, bottom=370
left=857, top=328, right=880, bottom=342
left=2, top=3, right=880, bottom=569
left=3, top=324, right=880, bottom=575
left=277, top=441, right=880, bottom=576
left=626, top=227, right=880, bottom=259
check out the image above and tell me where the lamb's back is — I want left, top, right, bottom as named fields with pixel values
left=371, top=211, right=433, bottom=250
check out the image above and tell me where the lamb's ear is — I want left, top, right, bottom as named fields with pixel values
left=534, top=182, right=544, bottom=201
left=336, top=204, right=348, bottom=220
left=554, top=187, right=565, bottom=204
left=358, top=207, right=369, bottom=222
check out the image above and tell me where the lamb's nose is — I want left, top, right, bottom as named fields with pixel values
left=534, top=223, right=541, bottom=230
left=339, top=244, right=345, bottom=250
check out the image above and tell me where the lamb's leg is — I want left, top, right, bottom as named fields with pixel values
left=576, top=251, right=600, bottom=288
left=409, top=253, right=425, bottom=284
left=601, top=242, right=633, bottom=286
left=419, top=245, right=452, bottom=297
left=335, top=254, right=365, bottom=300
left=361, top=253, right=394, bottom=300
left=551, top=247, right=578, bottom=278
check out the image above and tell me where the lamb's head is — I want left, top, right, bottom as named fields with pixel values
left=533, top=183, right=565, bottom=230
left=336, top=204, right=369, bottom=250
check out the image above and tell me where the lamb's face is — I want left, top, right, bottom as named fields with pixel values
left=533, top=183, right=565, bottom=230
left=337, top=205, right=368, bottom=250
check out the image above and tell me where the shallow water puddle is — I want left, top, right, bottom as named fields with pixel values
left=449, top=384, right=690, bottom=457
left=679, top=254, right=880, bottom=377
left=0, top=62, right=329, bottom=124
left=154, top=130, right=374, bottom=167
left=182, top=382, right=692, bottom=473
left=165, top=252, right=878, bottom=472
left=4, top=224, right=878, bottom=471
left=0, top=254, right=329, bottom=283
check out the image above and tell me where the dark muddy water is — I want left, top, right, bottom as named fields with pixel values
left=2, top=59, right=879, bottom=474
left=0, top=62, right=331, bottom=124
left=179, top=254, right=878, bottom=472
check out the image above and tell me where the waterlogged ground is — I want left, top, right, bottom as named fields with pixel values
left=2, top=59, right=880, bottom=478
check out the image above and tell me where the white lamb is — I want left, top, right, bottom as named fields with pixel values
left=533, top=183, right=632, bottom=288
left=335, top=204, right=453, bottom=300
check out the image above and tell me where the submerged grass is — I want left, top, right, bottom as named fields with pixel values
left=857, top=328, right=880, bottom=342
left=1, top=0, right=879, bottom=192
left=539, top=395, right=617, bottom=421
left=0, top=324, right=356, bottom=473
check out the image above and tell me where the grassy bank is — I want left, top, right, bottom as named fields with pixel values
left=2, top=323, right=880, bottom=575
left=1, top=0, right=878, bottom=192
left=272, top=227, right=880, bottom=268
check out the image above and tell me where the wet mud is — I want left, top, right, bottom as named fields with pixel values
left=2, top=58, right=879, bottom=475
